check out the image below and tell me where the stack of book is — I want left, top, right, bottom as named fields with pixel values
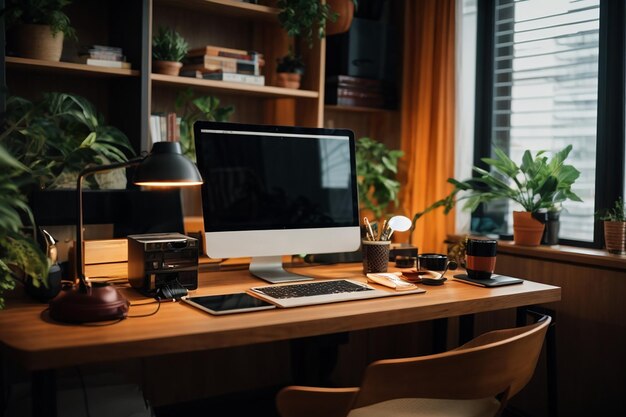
left=325, top=75, right=393, bottom=109
left=180, top=45, right=265, bottom=86
left=150, top=113, right=180, bottom=144
left=78, top=45, right=131, bottom=69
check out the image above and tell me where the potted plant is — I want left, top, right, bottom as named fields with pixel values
left=355, top=137, right=404, bottom=220
left=276, top=51, right=305, bottom=89
left=277, top=0, right=358, bottom=48
left=152, top=26, right=188, bottom=76
left=411, top=145, right=582, bottom=246
left=2, top=0, right=77, bottom=61
left=175, top=88, right=235, bottom=162
left=1, top=93, right=135, bottom=192
left=596, top=198, right=626, bottom=254
left=0, top=145, right=50, bottom=308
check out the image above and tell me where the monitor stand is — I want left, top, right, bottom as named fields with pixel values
left=249, top=256, right=314, bottom=284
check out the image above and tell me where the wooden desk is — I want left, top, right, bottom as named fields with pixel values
left=0, top=264, right=560, bottom=372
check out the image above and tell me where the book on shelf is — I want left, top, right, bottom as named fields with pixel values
left=187, top=45, right=263, bottom=62
left=78, top=57, right=131, bottom=69
left=182, top=55, right=261, bottom=76
left=204, top=72, right=265, bottom=86
left=78, top=45, right=127, bottom=66
left=150, top=113, right=181, bottom=144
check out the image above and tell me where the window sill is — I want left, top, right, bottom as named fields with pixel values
left=496, top=241, right=626, bottom=271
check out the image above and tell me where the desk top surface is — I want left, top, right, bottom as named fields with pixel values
left=0, top=264, right=560, bottom=371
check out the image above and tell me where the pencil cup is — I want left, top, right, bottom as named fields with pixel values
left=362, top=240, right=391, bottom=274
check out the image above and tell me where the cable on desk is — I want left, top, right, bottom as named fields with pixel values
left=128, top=299, right=161, bottom=318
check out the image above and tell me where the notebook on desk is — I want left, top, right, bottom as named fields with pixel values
left=249, top=279, right=425, bottom=308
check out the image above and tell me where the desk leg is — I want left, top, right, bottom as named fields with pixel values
left=290, top=333, right=348, bottom=386
left=432, top=318, right=448, bottom=353
left=459, top=314, right=475, bottom=345
left=32, top=370, right=56, bottom=417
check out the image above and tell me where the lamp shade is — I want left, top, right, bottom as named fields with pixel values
left=133, top=142, right=203, bottom=186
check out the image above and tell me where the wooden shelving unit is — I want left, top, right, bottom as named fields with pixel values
left=155, top=0, right=280, bottom=21
left=325, top=104, right=395, bottom=113
left=6, top=56, right=140, bottom=77
left=151, top=73, right=319, bottom=99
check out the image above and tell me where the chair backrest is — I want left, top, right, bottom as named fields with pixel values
left=353, top=316, right=551, bottom=409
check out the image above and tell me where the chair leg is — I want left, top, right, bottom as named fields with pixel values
left=517, top=306, right=558, bottom=417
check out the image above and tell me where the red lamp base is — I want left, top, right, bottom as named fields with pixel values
left=49, top=282, right=129, bottom=323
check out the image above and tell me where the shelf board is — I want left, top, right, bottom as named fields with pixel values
left=151, top=73, right=319, bottom=99
left=6, top=56, right=140, bottom=77
left=155, top=0, right=279, bottom=21
left=325, top=104, right=396, bottom=113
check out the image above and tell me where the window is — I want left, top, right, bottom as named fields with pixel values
left=473, top=0, right=625, bottom=247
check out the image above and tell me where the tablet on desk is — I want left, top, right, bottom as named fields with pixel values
left=183, top=293, right=276, bottom=315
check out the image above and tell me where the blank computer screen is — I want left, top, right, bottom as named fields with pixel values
left=195, top=127, right=359, bottom=232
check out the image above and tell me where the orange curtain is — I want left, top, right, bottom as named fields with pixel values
left=400, top=0, right=456, bottom=254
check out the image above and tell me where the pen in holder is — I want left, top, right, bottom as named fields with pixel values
left=362, top=240, right=391, bottom=274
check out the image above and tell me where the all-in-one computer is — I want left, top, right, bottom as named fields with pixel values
left=194, top=121, right=361, bottom=283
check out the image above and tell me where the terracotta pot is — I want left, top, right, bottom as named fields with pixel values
left=512, top=211, right=545, bottom=246
left=326, top=0, right=355, bottom=35
left=152, top=60, right=183, bottom=76
left=12, top=24, right=64, bottom=61
left=276, top=72, right=301, bottom=89
left=604, top=221, right=626, bottom=255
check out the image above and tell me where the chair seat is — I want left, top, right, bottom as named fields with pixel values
left=347, top=397, right=501, bottom=417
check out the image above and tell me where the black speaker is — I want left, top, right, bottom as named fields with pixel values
left=326, top=18, right=389, bottom=80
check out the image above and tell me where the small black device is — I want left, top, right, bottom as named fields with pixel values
left=183, top=293, right=276, bottom=315
left=453, top=274, right=523, bottom=287
left=128, top=233, right=199, bottom=298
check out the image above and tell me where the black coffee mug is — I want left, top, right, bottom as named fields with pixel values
left=465, top=239, right=497, bottom=279
left=418, top=253, right=448, bottom=271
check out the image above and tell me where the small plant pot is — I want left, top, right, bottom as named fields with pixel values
left=153, top=60, right=183, bottom=76
left=12, top=24, right=64, bottom=61
left=513, top=211, right=545, bottom=246
left=276, top=72, right=301, bottom=89
left=604, top=221, right=626, bottom=255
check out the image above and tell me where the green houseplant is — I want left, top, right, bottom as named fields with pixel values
left=277, top=0, right=358, bottom=48
left=2, top=0, right=77, bottom=61
left=0, top=145, right=49, bottom=309
left=1, top=93, right=135, bottom=192
left=596, top=197, right=626, bottom=254
left=276, top=51, right=305, bottom=89
left=411, top=145, right=582, bottom=246
left=152, top=26, right=189, bottom=76
left=175, top=88, right=234, bottom=162
left=356, top=137, right=404, bottom=220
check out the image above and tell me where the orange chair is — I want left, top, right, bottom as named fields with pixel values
left=277, top=315, right=551, bottom=417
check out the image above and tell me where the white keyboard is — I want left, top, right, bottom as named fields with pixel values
left=249, top=279, right=425, bottom=308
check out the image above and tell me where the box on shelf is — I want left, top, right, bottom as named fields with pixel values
left=325, top=75, right=394, bottom=109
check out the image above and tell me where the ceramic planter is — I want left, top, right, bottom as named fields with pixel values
left=12, top=24, right=64, bottom=61
left=326, top=0, right=355, bottom=35
left=152, top=60, right=183, bottom=76
left=541, top=211, right=560, bottom=245
left=276, top=72, right=301, bottom=89
left=604, top=221, right=626, bottom=254
left=513, top=211, right=545, bottom=246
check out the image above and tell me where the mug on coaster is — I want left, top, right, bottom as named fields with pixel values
left=465, top=239, right=498, bottom=279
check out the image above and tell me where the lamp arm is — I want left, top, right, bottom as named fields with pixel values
left=75, top=157, right=144, bottom=288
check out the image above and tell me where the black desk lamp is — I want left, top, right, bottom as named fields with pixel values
left=49, top=142, right=203, bottom=323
